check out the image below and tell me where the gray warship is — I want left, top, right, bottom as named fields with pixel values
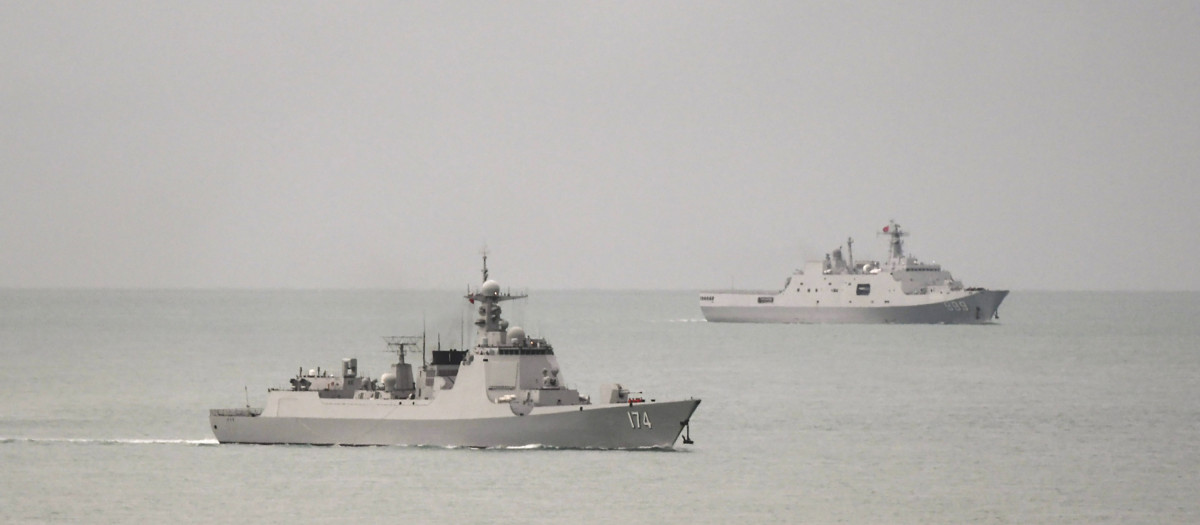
left=210, top=257, right=700, bottom=448
left=700, top=221, right=1008, bottom=324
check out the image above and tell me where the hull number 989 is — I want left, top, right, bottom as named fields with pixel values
left=627, top=411, right=652, bottom=429
left=944, top=300, right=969, bottom=311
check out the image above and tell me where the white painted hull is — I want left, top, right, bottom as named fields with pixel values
left=701, top=289, right=1008, bottom=324
left=210, top=398, right=700, bottom=449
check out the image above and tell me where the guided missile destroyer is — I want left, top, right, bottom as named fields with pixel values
left=210, top=256, right=700, bottom=448
left=700, top=221, right=1007, bottom=324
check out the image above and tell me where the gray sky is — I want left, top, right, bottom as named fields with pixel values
left=3, top=2, right=1198, bottom=291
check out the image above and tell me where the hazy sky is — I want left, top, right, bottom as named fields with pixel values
left=3, top=2, right=1198, bottom=291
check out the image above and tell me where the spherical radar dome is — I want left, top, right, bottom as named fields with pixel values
left=480, top=280, right=501, bottom=297
left=507, top=326, right=526, bottom=342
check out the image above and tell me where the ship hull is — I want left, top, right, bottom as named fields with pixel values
left=701, top=289, right=1008, bottom=324
left=210, top=399, right=700, bottom=449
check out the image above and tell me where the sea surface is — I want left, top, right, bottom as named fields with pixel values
left=1, top=289, right=1197, bottom=523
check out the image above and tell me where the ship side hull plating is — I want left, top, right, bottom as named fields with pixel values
left=702, top=289, right=1008, bottom=324
left=210, top=399, right=700, bottom=449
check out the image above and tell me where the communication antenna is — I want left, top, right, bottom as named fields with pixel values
left=480, top=245, right=489, bottom=282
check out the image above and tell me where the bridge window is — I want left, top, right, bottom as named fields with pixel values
left=856, top=284, right=870, bottom=296
left=498, top=348, right=554, bottom=356
left=757, top=296, right=774, bottom=304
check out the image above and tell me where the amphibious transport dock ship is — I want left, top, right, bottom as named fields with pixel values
left=211, top=256, right=700, bottom=448
left=700, top=222, right=1007, bottom=324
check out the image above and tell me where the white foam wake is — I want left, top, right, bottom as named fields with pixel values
left=1, top=436, right=218, bottom=446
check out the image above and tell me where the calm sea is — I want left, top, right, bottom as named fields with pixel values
left=1, top=290, right=1197, bottom=523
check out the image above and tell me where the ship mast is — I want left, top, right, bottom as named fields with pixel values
left=847, top=237, right=855, bottom=273
left=466, top=252, right=526, bottom=347
left=480, top=246, right=489, bottom=282
left=883, top=221, right=907, bottom=261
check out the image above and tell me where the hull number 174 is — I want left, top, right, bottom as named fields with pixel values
left=627, top=411, right=652, bottom=429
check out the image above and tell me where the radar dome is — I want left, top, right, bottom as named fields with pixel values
left=507, top=326, right=526, bottom=344
left=380, top=372, right=397, bottom=390
left=480, top=280, right=501, bottom=297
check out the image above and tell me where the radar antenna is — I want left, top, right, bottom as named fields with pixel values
left=383, top=335, right=424, bottom=366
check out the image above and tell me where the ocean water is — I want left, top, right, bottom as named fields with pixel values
left=1, top=289, right=1197, bottom=523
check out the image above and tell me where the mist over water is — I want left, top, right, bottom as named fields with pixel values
left=5, top=4, right=1200, bottom=292
left=2, top=290, right=1198, bottom=523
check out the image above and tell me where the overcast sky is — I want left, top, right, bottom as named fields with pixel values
left=3, top=2, right=1198, bottom=291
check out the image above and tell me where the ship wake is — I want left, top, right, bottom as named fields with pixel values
left=1, top=436, right=219, bottom=446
